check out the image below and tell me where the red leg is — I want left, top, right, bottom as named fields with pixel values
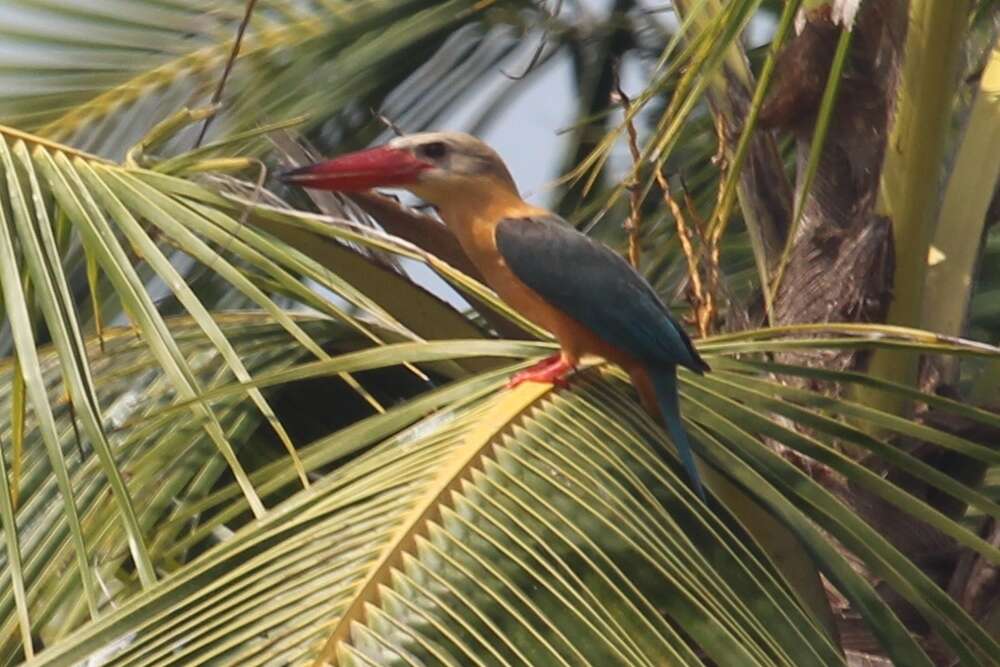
left=507, top=354, right=575, bottom=389
left=515, top=354, right=561, bottom=375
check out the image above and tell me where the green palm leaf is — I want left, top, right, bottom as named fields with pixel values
left=11, top=327, right=997, bottom=665
left=0, top=328, right=993, bottom=664
left=0, top=314, right=377, bottom=661
left=0, top=0, right=532, bottom=158
left=20, top=369, right=842, bottom=666
left=2, top=2, right=999, bottom=664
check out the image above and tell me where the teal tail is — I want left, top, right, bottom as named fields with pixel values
left=650, top=366, right=705, bottom=501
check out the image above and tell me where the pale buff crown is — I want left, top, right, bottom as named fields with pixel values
left=387, top=131, right=519, bottom=200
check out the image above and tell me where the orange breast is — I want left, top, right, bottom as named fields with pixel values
left=443, top=206, right=639, bottom=370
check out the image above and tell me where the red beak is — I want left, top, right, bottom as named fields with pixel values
left=279, top=145, right=431, bottom=192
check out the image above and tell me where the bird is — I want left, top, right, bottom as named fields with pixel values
left=280, top=131, right=711, bottom=499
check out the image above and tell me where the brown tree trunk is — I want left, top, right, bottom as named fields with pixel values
left=766, top=3, right=907, bottom=376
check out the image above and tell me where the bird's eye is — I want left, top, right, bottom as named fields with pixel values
left=420, top=142, right=448, bottom=160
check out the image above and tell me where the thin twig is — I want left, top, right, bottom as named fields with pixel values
left=694, top=124, right=725, bottom=331
left=502, top=0, right=563, bottom=80
left=188, top=159, right=268, bottom=307
left=682, top=178, right=719, bottom=336
left=710, top=113, right=727, bottom=167
left=64, top=392, right=87, bottom=461
left=611, top=62, right=643, bottom=268
left=372, top=109, right=405, bottom=137
left=212, top=159, right=267, bottom=273
left=655, top=168, right=709, bottom=335
left=194, top=0, right=260, bottom=148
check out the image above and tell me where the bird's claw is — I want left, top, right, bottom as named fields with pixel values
left=507, top=355, right=575, bottom=389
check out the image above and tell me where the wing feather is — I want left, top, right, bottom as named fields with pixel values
left=495, top=216, right=708, bottom=373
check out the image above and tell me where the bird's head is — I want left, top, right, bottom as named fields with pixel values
left=279, top=131, right=519, bottom=208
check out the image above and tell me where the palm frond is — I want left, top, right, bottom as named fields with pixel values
left=0, top=314, right=378, bottom=661
left=10, top=327, right=998, bottom=665
left=0, top=0, right=534, bottom=158
left=20, top=368, right=841, bottom=667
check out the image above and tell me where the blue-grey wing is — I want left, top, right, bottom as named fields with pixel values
left=495, top=216, right=708, bottom=373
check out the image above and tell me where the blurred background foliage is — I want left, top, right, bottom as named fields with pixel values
left=0, top=0, right=998, bottom=665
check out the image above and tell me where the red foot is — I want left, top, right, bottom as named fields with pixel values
left=507, top=355, right=575, bottom=389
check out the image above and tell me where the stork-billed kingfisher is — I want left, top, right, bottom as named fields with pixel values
left=280, top=132, right=711, bottom=499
